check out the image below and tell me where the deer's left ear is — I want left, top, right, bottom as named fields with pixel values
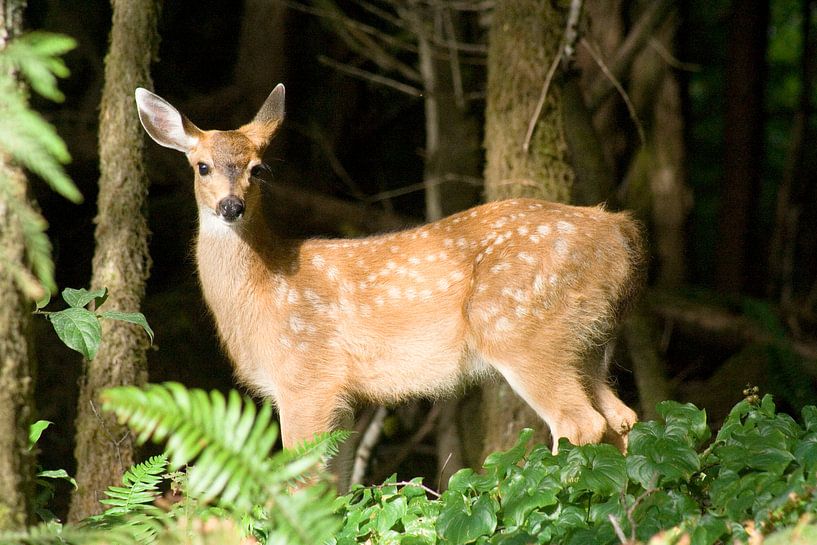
left=243, top=84, right=285, bottom=149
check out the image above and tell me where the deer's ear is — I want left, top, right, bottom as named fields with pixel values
left=135, top=88, right=201, bottom=153
left=243, top=84, right=285, bottom=148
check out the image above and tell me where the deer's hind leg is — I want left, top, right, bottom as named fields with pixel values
left=586, top=342, right=638, bottom=452
left=483, top=334, right=609, bottom=454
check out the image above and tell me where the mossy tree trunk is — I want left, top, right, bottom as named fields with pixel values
left=68, top=0, right=159, bottom=522
left=0, top=0, right=36, bottom=531
left=479, top=0, right=575, bottom=460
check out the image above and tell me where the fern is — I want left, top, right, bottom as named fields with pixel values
left=101, top=383, right=344, bottom=545
left=98, top=454, right=168, bottom=515
left=0, top=521, right=142, bottom=544
left=0, top=31, right=80, bottom=299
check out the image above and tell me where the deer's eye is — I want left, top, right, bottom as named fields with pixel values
left=250, top=164, right=268, bottom=179
left=197, top=162, right=210, bottom=176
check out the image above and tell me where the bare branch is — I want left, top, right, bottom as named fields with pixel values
left=350, top=406, right=389, bottom=486
left=365, top=173, right=483, bottom=203
left=586, top=0, right=674, bottom=110
left=319, top=55, right=423, bottom=97
left=285, top=0, right=423, bottom=81
left=648, top=38, right=701, bottom=72
left=581, top=38, right=646, bottom=146
left=522, top=0, right=584, bottom=153
left=442, top=8, right=466, bottom=108
left=522, top=51, right=562, bottom=153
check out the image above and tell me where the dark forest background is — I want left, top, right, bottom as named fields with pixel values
left=10, top=0, right=817, bottom=521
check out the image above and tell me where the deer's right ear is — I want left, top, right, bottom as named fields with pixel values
left=134, top=88, right=201, bottom=153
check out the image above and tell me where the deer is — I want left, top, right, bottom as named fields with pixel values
left=134, top=84, right=644, bottom=456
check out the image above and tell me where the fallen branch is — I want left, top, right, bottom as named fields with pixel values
left=648, top=293, right=817, bottom=368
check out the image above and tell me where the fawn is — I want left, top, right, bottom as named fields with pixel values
left=135, top=84, right=643, bottom=454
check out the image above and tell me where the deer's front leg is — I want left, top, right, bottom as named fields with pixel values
left=277, top=390, right=344, bottom=449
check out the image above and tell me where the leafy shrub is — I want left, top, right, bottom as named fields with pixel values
left=7, top=382, right=817, bottom=545
left=333, top=395, right=817, bottom=545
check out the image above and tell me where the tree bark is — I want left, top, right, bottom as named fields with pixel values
left=0, top=0, right=36, bottom=530
left=715, top=0, right=769, bottom=294
left=479, top=0, right=573, bottom=460
left=69, top=0, right=158, bottom=522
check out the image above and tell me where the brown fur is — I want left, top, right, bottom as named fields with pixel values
left=135, top=86, right=644, bottom=452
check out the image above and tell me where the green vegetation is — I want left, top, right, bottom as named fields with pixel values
left=5, top=376, right=817, bottom=544
left=0, top=31, right=80, bottom=299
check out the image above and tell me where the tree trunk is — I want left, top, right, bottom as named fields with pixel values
left=69, top=0, right=158, bottom=522
left=715, top=0, right=769, bottom=294
left=479, top=0, right=573, bottom=460
left=0, top=0, right=36, bottom=530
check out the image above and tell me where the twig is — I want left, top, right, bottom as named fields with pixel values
left=442, top=7, right=466, bottom=108
left=522, top=52, right=562, bottom=154
left=522, top=0, right=584, bottom=153
left=608, top=514, right=630, bottom=544
left=318, top=55, right=423, bottom=97
left=581, top=38, right=646, bottom=147
left=365, top=173, right=483, bottom=203
left=370, top=479, right=442, bottom=498
left=586, top=0, right=674, bottom=110
left=372, top=404, right=442, bottom=482
left=350, top=406, right=389, bottom=486
left=648, top=38, right=701, bottom=72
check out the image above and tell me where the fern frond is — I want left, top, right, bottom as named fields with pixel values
left=100, top=454, right=168, bottom=514
left=0, top=31, right=76, bottom=101
left=102, top=384, right=288, bottom=509
left=0, top=521, right=142, bottom=545
left=102, top=383, right=344, bottom=545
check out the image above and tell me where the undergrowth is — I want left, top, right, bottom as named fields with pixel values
left=5, top=384, right=817, bottom=545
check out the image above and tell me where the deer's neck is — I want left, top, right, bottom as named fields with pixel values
left=195, top=207, right=289, bottom=329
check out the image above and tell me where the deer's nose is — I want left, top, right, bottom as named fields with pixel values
left=217, top=196, right=245, bottom=222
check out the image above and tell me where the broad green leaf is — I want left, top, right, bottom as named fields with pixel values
left=437, top=494, right=498, bottom=544
left=483, top=429, right=532, bottom=474
left=36, top=469, right=77, bottom=489
left=100, top=310, right=154, bottom=343
left=658, top=400, right=711, bottom=447
left=35, top=290, right=51, bottom=310
left=561, top=444, right=627, bottom=497
left=62, top=286, right=107, bottom=309
left=448, top=468, right=498, bottom=494
left=374, top=496, right=408, bottom=534
left=48, top=307, right=101, bottom=359
left=28, top=420, right=52, bottom=449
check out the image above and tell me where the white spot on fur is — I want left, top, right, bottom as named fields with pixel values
left=518, top=252, right=535, bottom=264
left=554, top=238, right=568, bottom=257
left=529, top=235, right=540, bottom=244
left=388, top=286, right=401, bottom=299
left=374, top=295, right=385, bottom=306
left=556, top=220, right=576, bottom=234
left=444, top=239, right=454, bottom=248
left=390, top=245, right=400, bottom=253
left=450, top=270, right=465, bottom=282
left=327, top=265, right=340, bottom=281
left=420, top=289, right=433, bottom=300
left=517, top=226, right=529, bottom=236
left=533, top=274, right=545, bottom=293
left=287, top=289, right=299, bottom=304
left=495, top=317, right=513, bottom=332
left=311, top=254, right=325, bottom=269
left=490, top=262, right=511, bottom=274
left=537, top=224, right=551, bottom=236
left=408, top=256, right=421, bottom=265
left=437, top=278, right=450, bottom=291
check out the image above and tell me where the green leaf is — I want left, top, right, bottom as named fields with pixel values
left=62, top=287, right=108, bottom=309
left=48, top=307, right=101, bottom=359
left=374, top=496, right=408, bottom=534
left=36, top=469, right=77, bottom=489
left=657, top=401, right=711, bottom=447
left=99, top=310, right=155, bottom=343
left=561, top=443, right=627, bottom=497
left=483, top=429, right=533, bottom=475
left=35, top=290, right=51, bottom=310
left=437, top=493, right=498, bottom=544
left=28, top=420, right=52, bottom=449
